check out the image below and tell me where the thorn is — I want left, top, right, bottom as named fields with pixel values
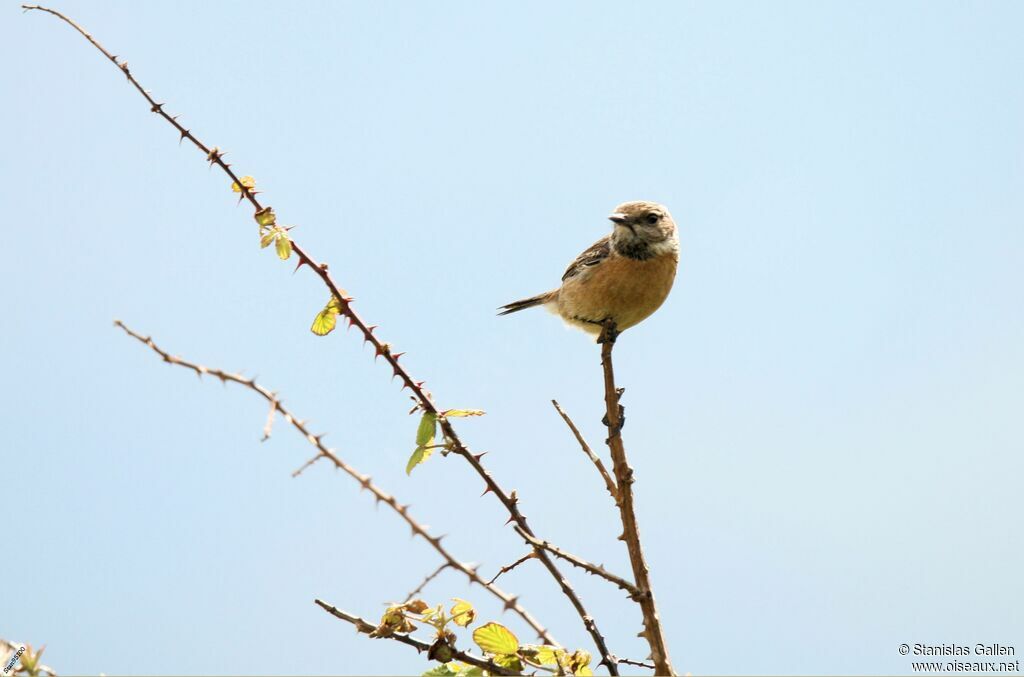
left=481, top=486, right=492, bottom=497
left=367, top=325, right=377, bottom=333
left=360, top=476, right=372, bottom=490
left=502, top=596, right=519, bottom=611
left=415, top=380, right=426, bottom=389
left=473, top=452, right=487, bottom=462
left=319, top=262, right=329, bottom=271
left=392, top=352, right=405, bottom=361
left=617, top=532, right=626, bottom=542
left=150, top=102, right=164, bottom=113
left=432, top=535, right=446, bottom=545
left=504, top=515, right=516, bottom=526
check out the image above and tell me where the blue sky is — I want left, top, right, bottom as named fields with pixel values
left=3, top=1, right=1022, bottom=674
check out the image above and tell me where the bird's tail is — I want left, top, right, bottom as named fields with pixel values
left=497, top=291, right=555, bottom=316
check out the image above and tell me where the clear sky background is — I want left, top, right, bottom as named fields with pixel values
left=3, top=1, right=1022, bottom=675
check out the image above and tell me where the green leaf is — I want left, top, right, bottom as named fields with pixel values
left=472, top=622, right=519, bottom=655
left=455, top=668, right=484, bottom=677
left=442, top=409, right=485, bottom=418
left=275, top=231, right=292, bottom=260
left=406, top=445, right=433, bottom=475
left=259, top=229, right=276, bottom=248
left=422, top=666, right=456, bottom=677
left=416, top=412, right=437, bottom=448
left=254, top=207, right=276, bottom=226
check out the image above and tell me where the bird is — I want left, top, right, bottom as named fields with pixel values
left=498, top=201, right=679, bottom=339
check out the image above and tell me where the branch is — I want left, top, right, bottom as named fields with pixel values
left=114, top=320, right=556, bottom=647
left=404, top=563, right=451, bottom=603
left=598, top=321, right=675, bottom=675
left=514, top=527, right=639, bottom=598
left=24, top=7, right=616, bottom=671
left=313, top=600, right=515, bottom=676
left=487, top=551, right=537, bottom=586
left=552, top=400, right=617, bottom=501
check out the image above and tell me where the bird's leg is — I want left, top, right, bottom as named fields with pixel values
left=596, top=318, right=620, bottom=345
left=599, top=318, right=625, bottom=431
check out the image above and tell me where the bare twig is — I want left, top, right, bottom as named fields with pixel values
left=290, top=453, right=323, bottom=478
left=487, top=551, right=537, bottom=586
left=261, top=397, right=278, bottom=441
left=514, top=527, right=639, bottom=597
left=404, top=563, right=451, bottom=603
left=598, top=321, right=674, bottom=675
left=25, top=7, right=616, bottom=670
left=114, top=320, right=557, bottom=646
left=617, top=657, right=656, bottom=671
left=552, top=400, right=617, bottom=501
left=313, top=600, right=516, bottom=676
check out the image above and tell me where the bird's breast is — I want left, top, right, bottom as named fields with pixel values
left=557, top=252, right=678, bottom=331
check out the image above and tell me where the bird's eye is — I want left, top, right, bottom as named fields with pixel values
left=645, top=213, right=660, bottom=225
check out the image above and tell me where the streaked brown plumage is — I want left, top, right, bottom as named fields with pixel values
left=499, top=201, right=679, bottom=337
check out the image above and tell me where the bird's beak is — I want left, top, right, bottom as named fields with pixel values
left=609, top=213, right=636, bottom=234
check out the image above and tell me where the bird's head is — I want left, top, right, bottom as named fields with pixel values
left=608, top=201, right=677, bottom=257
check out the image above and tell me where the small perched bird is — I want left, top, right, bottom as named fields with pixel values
left=499, top=201, right=679, bottom=338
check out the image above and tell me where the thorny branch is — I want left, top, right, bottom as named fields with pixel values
left=552, top=400, right=618, bottom=501
left=314, top=600, right=516, bottom=676
left=114, top=320, right=556, bottom=646
left=23, top=6, right=618, bottom=671
left=514, top=527, right=639, bottom=598
left=598, top=320, right=675, bottom=675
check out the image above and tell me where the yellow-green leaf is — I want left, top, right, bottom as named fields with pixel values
left=472, top=622, right=518, bottom=656
left=416, top=412, right=437, bottom=448
left=422, top=666, right=456, bottom=677
left=260, top=229, right=276, bottom=248
left=570, top=649, right=593, bottom=676
left=442, top=409, right=485, bottom=418
left=231, top=175, right=256, bottom=192
left=275, top=232, right=292, bottom=260
left=493, top=654, right=523, bottom=671
left=254, top=207, right=276, bottom=226
left=450, top=598, right=475, bottom=627
left=311, top=308, right=338, bottom=336
left=406, top=445, right=433, bottom=475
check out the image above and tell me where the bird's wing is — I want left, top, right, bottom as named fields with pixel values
left=561, top=235, right=612, bottom=282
